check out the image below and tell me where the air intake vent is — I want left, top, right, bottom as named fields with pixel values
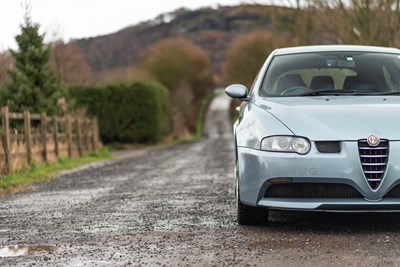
left=264, top=183, right=363, bottom=198
left=384, top=185, right=400, bottom=198
left=358, top=139, right=389, bottom=190
left=315, top=141, right=341, bottom=153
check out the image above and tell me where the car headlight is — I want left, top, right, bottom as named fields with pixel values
left=261, top=136, right=311, bottom=154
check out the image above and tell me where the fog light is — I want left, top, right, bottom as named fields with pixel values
left=269, top=177, right=292, bottom=184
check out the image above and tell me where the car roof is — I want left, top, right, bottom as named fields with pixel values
left=273, top=45, right=400, bottom=55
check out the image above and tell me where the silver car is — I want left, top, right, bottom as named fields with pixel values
left=226, top=45, right=400, bottom=225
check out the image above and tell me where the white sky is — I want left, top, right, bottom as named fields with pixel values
left=0, top=0, right=264, bottom=52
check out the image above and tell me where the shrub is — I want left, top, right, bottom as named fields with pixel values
left=139, top=37, right=214, bottom=135
left=70, top=81, right=172, bottom=143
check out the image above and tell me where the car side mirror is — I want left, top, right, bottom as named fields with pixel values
left=225, top=84, right=250, bottom=101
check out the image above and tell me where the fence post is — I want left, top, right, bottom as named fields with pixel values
left=24, top=111, right=32, bottom=165
left=91, top=117, right=98, bottom=151
left=40, top=113, right=48, bottom=162
left=81, top=119, right=86, bottom=152
left=66, top=115, right=72, bottom=158
left=84, top=119, right=89, bottom=152
left=1, top=106, right=11, bottom=173
left=96, top=118, right=100, bottom=150
left=53, top=116, right=59, bottom=159
left=76, top=118, right=83, bottom=157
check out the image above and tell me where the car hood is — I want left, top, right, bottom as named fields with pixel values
left=256, top=96, right=400, bottom=141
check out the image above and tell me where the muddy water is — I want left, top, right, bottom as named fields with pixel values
left=0, top=245, right=56, bottom=258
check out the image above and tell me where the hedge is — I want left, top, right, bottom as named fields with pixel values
left=70, top=81, right=172, bottom=143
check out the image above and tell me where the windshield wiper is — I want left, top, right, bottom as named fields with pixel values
left=374, top=91, right=400, bottom=95
left=299, top=89, right=375, bottom=96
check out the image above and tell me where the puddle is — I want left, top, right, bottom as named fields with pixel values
left=0, top=245, right=56, bottom=258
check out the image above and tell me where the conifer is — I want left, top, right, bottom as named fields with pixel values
left=2, top=10, right=64, bottom=115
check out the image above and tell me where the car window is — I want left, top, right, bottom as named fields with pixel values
left=248, top=71, right=260, bottom=96
left=260, top=52, right=400, bottom=96
left=382, top=66, right=395, bottom=91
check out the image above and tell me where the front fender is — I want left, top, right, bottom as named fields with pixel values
left=235, top=103, right=293, bottom=149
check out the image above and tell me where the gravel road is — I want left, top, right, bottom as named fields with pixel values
left=2, top=94, right=400, bottom=266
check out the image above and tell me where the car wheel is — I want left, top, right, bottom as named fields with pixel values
left=235, top=163, right=269, bottom=225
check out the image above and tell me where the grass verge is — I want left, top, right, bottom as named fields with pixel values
left=168, top=91, right=219, bottom=144
left=0, top=148, right=111, bottom=193
left=195, top=92, right=219, bottom=138
left=230, top=98, right=241, bottom=124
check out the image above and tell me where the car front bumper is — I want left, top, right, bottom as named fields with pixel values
left=237, top=141, right=400, bottom=211
left=259, top=198, right=400, bottom=212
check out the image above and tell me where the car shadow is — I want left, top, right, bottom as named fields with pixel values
left=266, top=210, right=400, bottom=233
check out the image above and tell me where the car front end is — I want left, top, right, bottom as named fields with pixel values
left=226, top=45, right=400, bottom=224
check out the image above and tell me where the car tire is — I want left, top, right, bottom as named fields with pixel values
left=235, top=163, right=269, bottom=225
left=237, top=198, right=268, bottom=225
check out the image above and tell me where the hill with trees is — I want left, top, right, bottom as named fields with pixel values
left=73, top=2, right=400, bottom=86
left=74, top=5, right=294, bottom=78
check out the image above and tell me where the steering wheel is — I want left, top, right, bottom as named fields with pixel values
left=280, top=86, right=312, bottom=96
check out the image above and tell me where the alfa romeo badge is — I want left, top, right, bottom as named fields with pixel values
left=367, top=134, right=380, bottom=146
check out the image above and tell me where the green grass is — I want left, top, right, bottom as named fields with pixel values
left=0, top=148, right=111, bottom=192
left=195, top=92, right=219, bottom=138
left=230, top=98, right=241, bottom=124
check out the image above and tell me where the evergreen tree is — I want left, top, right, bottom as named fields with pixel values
left=1, top=11, right=64, bottom=115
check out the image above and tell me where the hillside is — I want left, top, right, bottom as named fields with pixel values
left=74, top=5, right=295, bottom=75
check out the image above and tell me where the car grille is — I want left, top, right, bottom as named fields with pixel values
left=264, top=183, right=363, bottom=198
left=358, top=139, right=389, bottom=190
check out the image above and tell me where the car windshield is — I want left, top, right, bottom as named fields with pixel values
left=260, top=52, right=400, bottom=96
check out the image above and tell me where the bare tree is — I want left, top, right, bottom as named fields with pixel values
left=314, top=0, right=400, bottom=45
left=51, top=41, right=94, bottom=86
left=0, top=52, right=14, bottom=87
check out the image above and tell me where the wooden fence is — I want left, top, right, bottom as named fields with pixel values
left=0, top=106, right=100, bottom=175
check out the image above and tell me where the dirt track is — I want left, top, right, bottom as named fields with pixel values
left=2, top=94, right=400, bottom=266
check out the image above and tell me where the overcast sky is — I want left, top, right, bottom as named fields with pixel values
left=0, top=0, right=266, bottom=51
